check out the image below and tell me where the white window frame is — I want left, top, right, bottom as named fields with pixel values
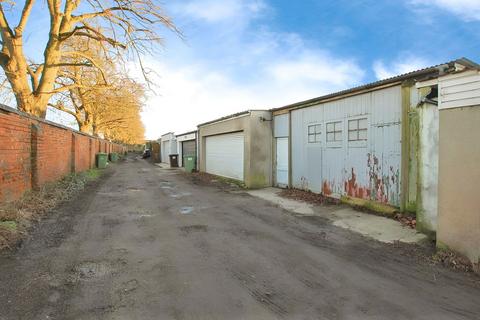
left=348, top=118, right=368, bottom=141
left=347, top=116, right=368, bottom=148
left=307, top=123, right=322, bottom=144
left=325, top=121, right=343, bottom=143
left=325, top=119, right=345, bottom=148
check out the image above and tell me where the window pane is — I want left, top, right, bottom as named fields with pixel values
left=315, top=133, right=321, bottom=142
left=308, top=125, right=315, bottom=134
left=359, top=118, right=368, bottom=129
left=327, top=132, right=334, bottom=142
left=315, top=124, right=321, bottom=133
left=308, top=134, right=315, bottom=143
left=326, top=123, right=334, bottom=132
left=334, top=122, right=341, bottom=131
left=348, top=120, right=358, bottom=130
left=358, top=129, right=368, bottom=140
left=335, top=132, right=343, bottom=141
left=348, top=131, right=357, bottom=141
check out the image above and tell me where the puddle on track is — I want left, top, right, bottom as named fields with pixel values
left=160, top=182, right=174, bottom=190
left=169, top=192, right=192, bottom=199
left=127, top=187, right=144, bottom=192
left=179, top=207, right=194, bottom=215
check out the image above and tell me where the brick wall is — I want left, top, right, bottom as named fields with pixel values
left=0, top=105, right=127, bottom=203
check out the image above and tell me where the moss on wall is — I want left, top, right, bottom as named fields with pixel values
left=340, top=196, right=398, bottom=216
left=406, top=108, right=419, bottom=213
left=247, top=174, right=269, bottom=189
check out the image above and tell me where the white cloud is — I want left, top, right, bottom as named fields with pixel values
left=174, top=0, right=267, bottom=23
left=268, top=52, right=364, bottom=87
left=138, top=51, right=364, bottom=139
left=408, top=0, right=480, bottom=21
left=373, top=56, right=429, bottom=80
left=134, top=0, right=366, bottom=140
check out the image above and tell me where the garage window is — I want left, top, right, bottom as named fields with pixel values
left=348, top=118, right=368, bottom=141
left=326, top=121, right=343, bottom=142
left=308, top=124, right=321, bottom=143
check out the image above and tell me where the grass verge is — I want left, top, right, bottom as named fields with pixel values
left=0, top=168, right=102, bottom=250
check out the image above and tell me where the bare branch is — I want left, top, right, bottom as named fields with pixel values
left=70, top=31, right=126, bottom=49
left=48, top=102, right=77, bottom=118
left=0, top=3, right=14, bottom=38
left=15, top=0, right=36, bottom=36
left=0, top=0, right=180, bottom=122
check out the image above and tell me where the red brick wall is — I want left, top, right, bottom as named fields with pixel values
left=36, top=123, right=73, bottom=186
left=75, top=134, right=91, bottom=173
left=0, top=110, right=32, bottom=202
left=0, top=105, right=127, bottom=203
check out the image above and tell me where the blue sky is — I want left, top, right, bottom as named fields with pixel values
left=4, top=0, right=480, bottom=138
left=136, top=0, right=480, bottom=138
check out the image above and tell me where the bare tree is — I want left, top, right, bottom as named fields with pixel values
left=49, top=38, right=146, bottom=144
left=0, top=0, right=178, bottom=117
left=92, top=78, right=146, bottom=143
left=51, top=38, right=114, bottom=133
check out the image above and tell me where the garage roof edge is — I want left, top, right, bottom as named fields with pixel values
left=198, top=109, right=272, bottom=127
left=271, top=57, right=480, bottom=113
left=176, top=130, right=197, bottom=137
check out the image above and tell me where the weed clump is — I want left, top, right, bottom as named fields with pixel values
left=0, top=169, right=101, bottom=250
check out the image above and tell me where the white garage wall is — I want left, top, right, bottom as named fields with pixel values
left=291, top=85, right=402, bottom=207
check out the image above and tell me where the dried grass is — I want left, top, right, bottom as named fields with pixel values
left=279, top=188, right=340, bottom=206
left=0, top=169, right=101, bottom=250
left=432, top=250, right=474, bottom=273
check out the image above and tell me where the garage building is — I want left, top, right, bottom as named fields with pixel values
left=197, top=110, right=272, bottom=188
left=271, top=58, right=479, bottom=221
left=160, top=132, right=177, bottom=164
left=176, top=131, right=197, bottom=167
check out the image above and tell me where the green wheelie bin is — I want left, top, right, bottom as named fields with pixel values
left=96, top=153, right=108, bottom=169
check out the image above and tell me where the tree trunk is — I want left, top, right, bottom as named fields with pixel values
left=2, top=37, right=50, bottom=118
left=79, top=123, right=90, bottom=133
left=76, top=108, right=92, bottom=134
left=17, top=94, right=49, bottom=118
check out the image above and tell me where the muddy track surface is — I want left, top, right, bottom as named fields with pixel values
left=0, top=154, right=479, bottom=320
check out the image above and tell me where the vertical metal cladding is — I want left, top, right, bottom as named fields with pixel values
left=291, top=85, right=402, bottom=207
left=274, top=113, right=290, bottom=187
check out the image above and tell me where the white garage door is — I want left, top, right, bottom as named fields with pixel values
left=206, top=132, right=244, bottom=181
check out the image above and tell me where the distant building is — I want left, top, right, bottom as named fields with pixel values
left=160, top=132, right=177, bottom=164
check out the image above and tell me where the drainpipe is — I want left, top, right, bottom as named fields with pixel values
left=270, top=112, right=275, bottom=187
left=400, top=81, right=412, bottom=212
left=288, top=110, right=293, bottom=188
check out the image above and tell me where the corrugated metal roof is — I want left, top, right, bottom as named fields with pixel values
left=271, top=57, right=480, bottom=113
